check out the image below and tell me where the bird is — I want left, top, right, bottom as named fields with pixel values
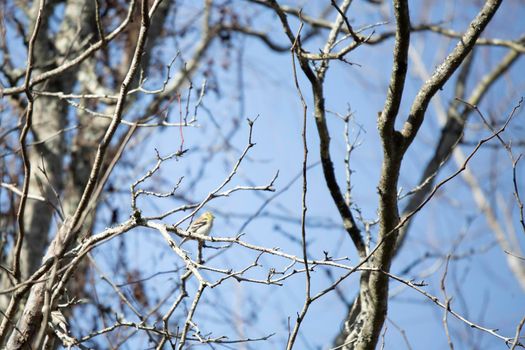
left=180, top=211, right=215, bottom=262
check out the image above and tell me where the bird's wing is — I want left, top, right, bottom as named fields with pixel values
left=188, top=219, right=207, bottom=233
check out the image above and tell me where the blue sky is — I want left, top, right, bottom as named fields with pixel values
left=4, top=1, right=520, bottom=348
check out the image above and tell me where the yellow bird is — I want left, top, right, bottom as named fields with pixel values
left=180, top=211, right=215, bottom=263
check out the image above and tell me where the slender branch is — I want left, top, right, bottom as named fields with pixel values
left=286, top=29, right=311, bottom=350
left=402, top=0, right=503, bottom=149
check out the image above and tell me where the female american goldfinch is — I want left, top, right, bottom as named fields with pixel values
left=180, top=211, right=215, bottom=245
